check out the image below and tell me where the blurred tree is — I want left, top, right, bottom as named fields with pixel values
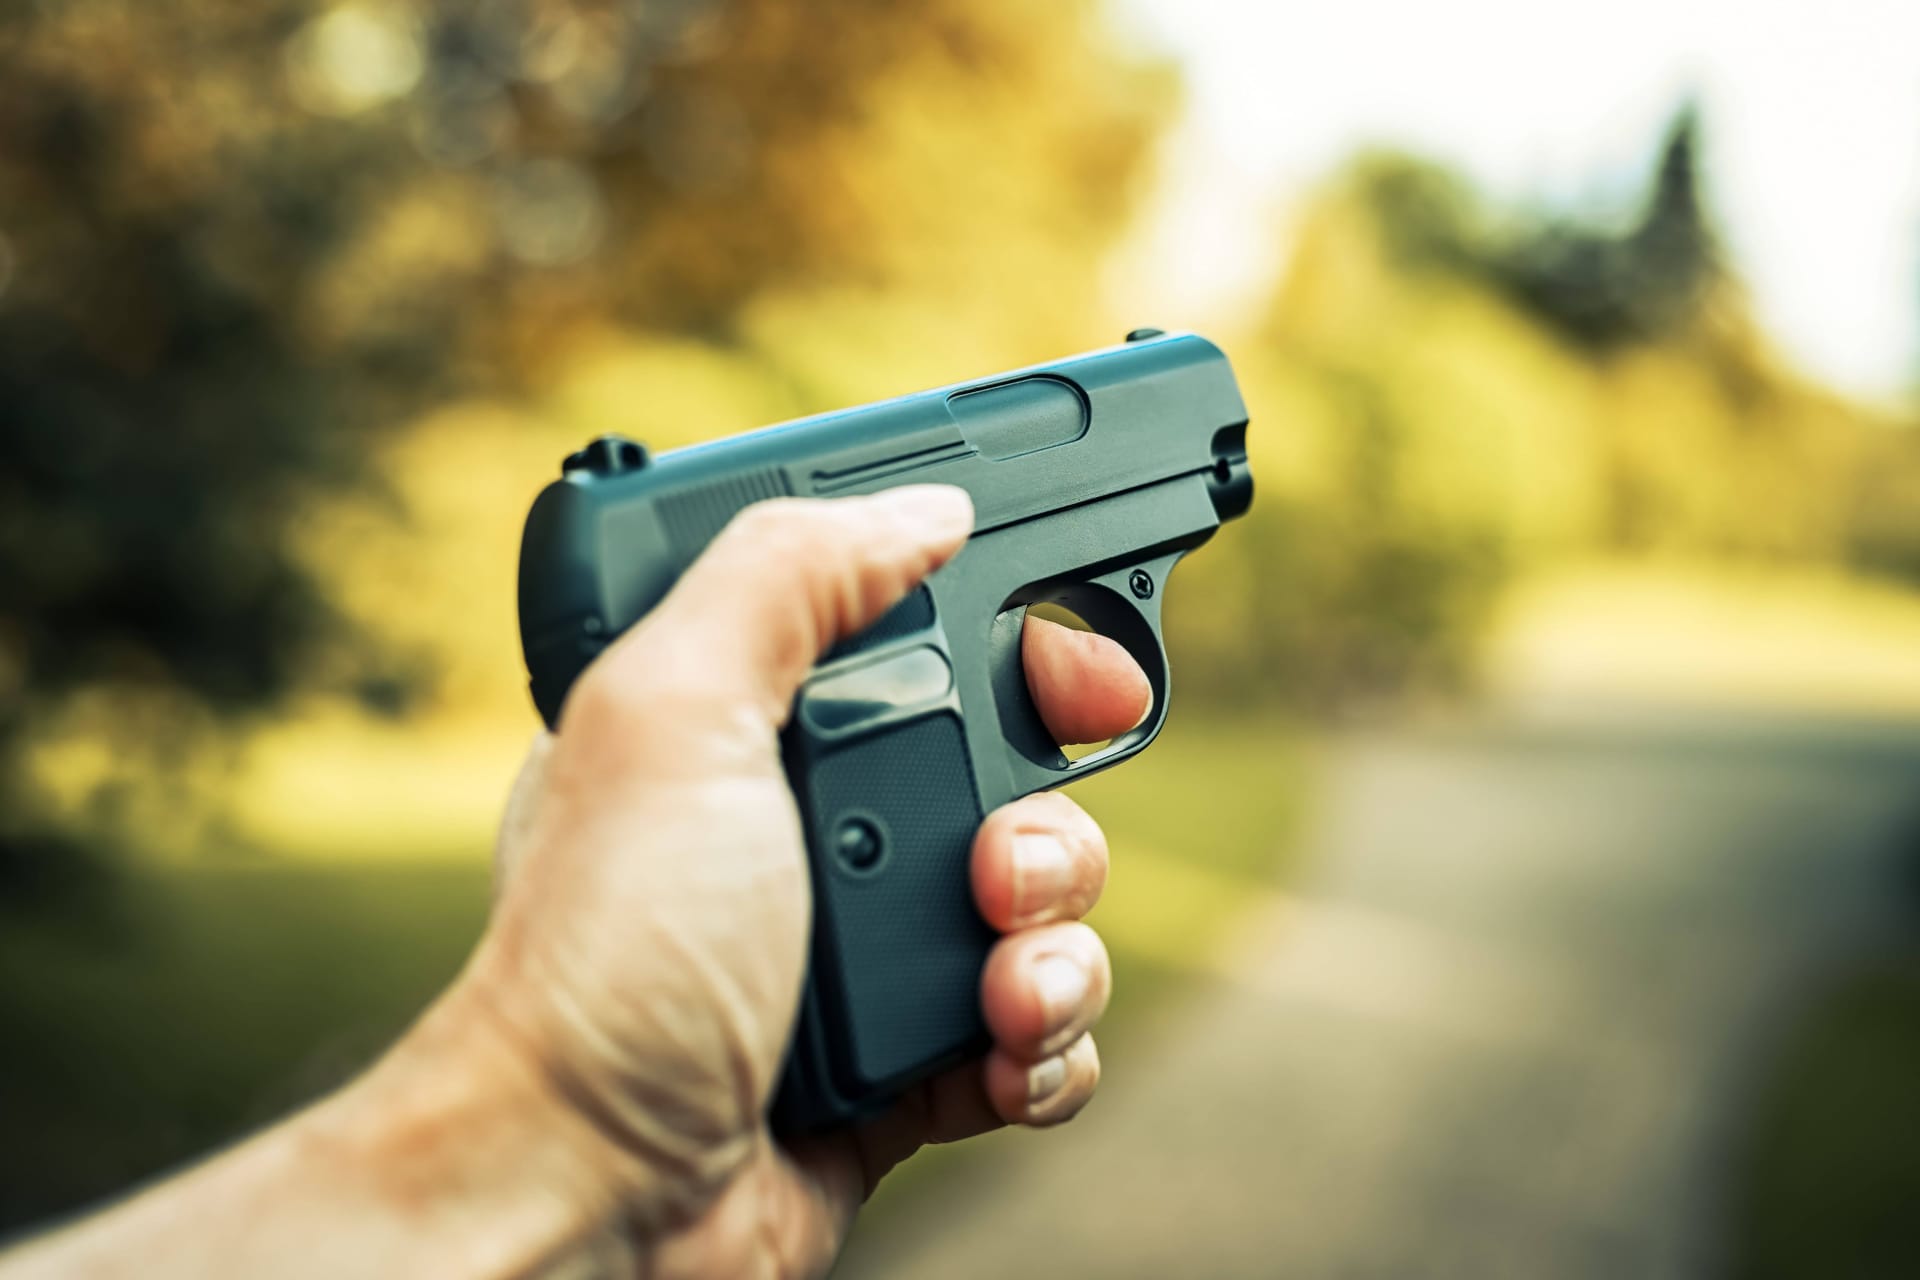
left=1846, top=424, right=1920, bottom=580
left=1854, top=226, right=1920, bottom=576
left=1176, top=102, right=1910, bottom=711
left=0, top=0, right=1169, bottom=884
left=1484, top=104, right=1721, bottom=350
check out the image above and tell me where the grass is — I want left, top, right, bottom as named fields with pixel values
left=0, top=712, right=1307, bottom=1236
left=0, top=862, right=493, bottom=1230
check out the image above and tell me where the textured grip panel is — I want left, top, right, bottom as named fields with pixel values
left=803, top=713, right=993, bottom=1088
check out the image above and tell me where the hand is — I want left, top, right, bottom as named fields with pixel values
left=452, top=486, right=1149, bottom=1277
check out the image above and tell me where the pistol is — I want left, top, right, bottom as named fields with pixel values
left=516, top=329, right=1253, bottom=1132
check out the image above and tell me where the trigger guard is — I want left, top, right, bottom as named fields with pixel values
left=993, top=552, right=1178, bottom=788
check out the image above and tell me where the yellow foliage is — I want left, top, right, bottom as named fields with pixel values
left=1487, top=559, right=1920, bottom=718
left=1163, top=151, right=1919, bottom=708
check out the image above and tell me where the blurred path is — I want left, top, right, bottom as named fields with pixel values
left=834, top=706, right=1920, bottom=1278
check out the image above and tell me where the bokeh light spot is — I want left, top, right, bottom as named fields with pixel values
left=490, top=159, right=606, bottom=266
left=286, top=2, right=424, bottom=117
left=521, top=12, right=587, bottom=85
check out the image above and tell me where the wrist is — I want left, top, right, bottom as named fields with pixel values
left=6, top=978, right=660, bottom=1280
left=314, top=981, right=654, bottom=1276
left=451, top=919, right=767, bottom=1233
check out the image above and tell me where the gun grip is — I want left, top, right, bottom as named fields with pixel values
left=773, top=593, right=993, bottom=1132
left=775, top=714, right=995, bottom=1131
left=774, top=483, right=1207, bottom=1132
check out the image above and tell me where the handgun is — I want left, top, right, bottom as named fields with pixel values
left=516, top=329, right=1252, bottom=1133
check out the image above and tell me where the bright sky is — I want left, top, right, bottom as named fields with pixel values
left=1107, top=0, right=1920, bottom=403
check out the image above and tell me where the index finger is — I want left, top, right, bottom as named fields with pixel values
left=1020, top=615, right=1152, bottom=747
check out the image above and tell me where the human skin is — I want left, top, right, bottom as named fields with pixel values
left=1, top=485, right=1150, bottom=1278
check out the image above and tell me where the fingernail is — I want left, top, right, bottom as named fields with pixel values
left=1010, top=832, right=1074, bottom=923
left=873, top=485, right=973, bottom=539
left=1027, top=1054, right=1068, bottom=1103
left=1030, top=954, right=1088, bottom=1043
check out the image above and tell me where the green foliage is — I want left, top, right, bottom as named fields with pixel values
left=1845, top=426, right=1920, bottom=581
left=1166, top=106, right=1919, bottom=711
left=1483, top=106, right=1722, bottom=350
left=0, top=861, right=492, bottom=1227
left=3, top=7, right=1914, bottom=842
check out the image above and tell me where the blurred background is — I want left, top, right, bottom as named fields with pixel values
left=3, top=0, right=1918, bottom=1274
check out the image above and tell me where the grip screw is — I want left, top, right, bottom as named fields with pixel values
left=1129, top=569, right=1155, bottom=600
left=835, top=816, right=884, bottom=871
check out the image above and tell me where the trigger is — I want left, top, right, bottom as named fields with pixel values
left=990, top=605, right=1071, bottom=772
left=1017, top=614, right=1153, bottom=749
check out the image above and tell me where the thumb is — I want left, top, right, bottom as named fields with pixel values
left=569, top=486, right=973, bottom=733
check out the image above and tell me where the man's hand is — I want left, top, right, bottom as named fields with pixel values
left=456, top=485, right=1143, bottom=1275
left=0, top=485, right=1146, bottom=1280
